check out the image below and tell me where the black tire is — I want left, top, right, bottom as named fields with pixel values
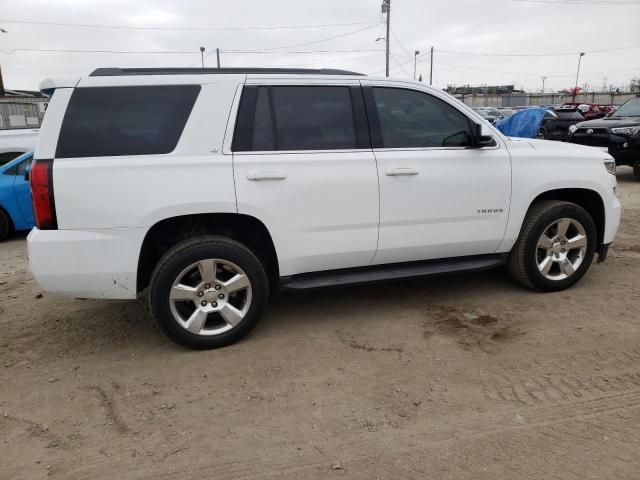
left=507, top=200, right=597, bottom=292
left=634, top=164, right=640, bottom=182
left=149, top=235, right=269, bottom=349
left=537, top=128, right=548, bottom=140
left=0, top=209, right=10, bottom=242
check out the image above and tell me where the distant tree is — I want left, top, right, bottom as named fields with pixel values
left=630, top=77, right=640, bottom=93
left=568, top=86, right=582, bottom=96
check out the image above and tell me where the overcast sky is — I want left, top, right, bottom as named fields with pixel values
left=1, top=0, right=639, bottom=92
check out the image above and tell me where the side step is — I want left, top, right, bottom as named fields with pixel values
left=279, top=254, right=507, bottom=291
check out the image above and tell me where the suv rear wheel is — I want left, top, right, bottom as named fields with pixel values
left=634, top=164, right=640, bottom=181
left=507, top=200, right=596, bottom=291
left=149, top=235, right=269, bottom=349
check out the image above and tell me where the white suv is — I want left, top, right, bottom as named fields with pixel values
left=27, top=68, right=621, bottom=349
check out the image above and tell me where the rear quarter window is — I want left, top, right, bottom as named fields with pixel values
left=55, top=85, right=201, bottom=158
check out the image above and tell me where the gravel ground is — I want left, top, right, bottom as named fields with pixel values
left=1, top=166, right=639, bottom=480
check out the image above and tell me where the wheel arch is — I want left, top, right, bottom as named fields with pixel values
left=137, top=213, right=279, bottom=294
left=526, top=188, right=605, bottom=248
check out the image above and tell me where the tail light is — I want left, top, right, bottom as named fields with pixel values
left=30, top=159, right=58, bottom=230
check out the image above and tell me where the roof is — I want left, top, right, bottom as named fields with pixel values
left=90, top=67, right=365, bottom=77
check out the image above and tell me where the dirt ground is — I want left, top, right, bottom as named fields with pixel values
left=1, top=167, right=639, bottom=480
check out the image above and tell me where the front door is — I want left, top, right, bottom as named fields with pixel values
left=232, top=83, right=379, bottom=276
left=362, top=83, right=511, bottom=265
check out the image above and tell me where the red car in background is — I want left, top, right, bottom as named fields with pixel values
left=560, top=103, right=612, bottom=120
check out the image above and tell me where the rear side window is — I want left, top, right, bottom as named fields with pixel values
left=56, top=85, right=200, bottom=158
left=233, top=85, right=360, bottom=151
left=271, top=86, right=356, bottom=150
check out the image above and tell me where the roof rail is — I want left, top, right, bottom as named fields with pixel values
left=90, top=67, right=365, bottom=77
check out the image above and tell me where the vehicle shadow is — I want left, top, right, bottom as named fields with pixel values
left=616, top=166, right=635, bottom=183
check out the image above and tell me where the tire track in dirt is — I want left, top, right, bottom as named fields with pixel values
left=482, top=348, right=640, bottom=407
left=59, top=391, right=640, bottom=480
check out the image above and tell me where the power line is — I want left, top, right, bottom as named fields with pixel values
left=437, top=44, right=640, bottom=57
left=246, top=24, right=380, bottom=51
left=390, top=54, right=412, bottom=76
left=222, top=49, right=385, bottom=55
left=0, top=47, right=385, bottom=55
left=390, top=27, right=414, bottom=60
left=513, top=0, right=640, bottom=4
left=0, top=18, right=379, bottom=31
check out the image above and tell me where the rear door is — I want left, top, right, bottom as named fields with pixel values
left=231, top=81, right=379, bottom=276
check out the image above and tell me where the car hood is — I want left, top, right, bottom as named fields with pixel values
left=522, top=138, right=610, bottom=157
left=576, top=116, right=640, bottom=129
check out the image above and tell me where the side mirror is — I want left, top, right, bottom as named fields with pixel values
left=471, top=123, right=496, bottom=148
left=24, top=165, right=30, bottom=181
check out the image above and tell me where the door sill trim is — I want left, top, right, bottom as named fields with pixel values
left=279, top=254, right=506, bottom=291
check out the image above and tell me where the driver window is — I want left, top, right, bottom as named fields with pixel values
left=372, top=87, right=472, bottom=148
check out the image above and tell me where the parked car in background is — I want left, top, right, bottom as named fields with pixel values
left=498, top=108, right=516, bottom=117
left=560, top=103, right=608, bottom=120
left=0, top=129, right=39, bottom=166
left=476, top=107, right=506, bottom=119
left=537, top=108, right=585, bottom=141
left=568, top=96, right=640, bottom=180
left=27, top=68, right=619, bottom=349
left=0, top=151, right=35, bottom=241
left=473, top=107, right=499, bottom=124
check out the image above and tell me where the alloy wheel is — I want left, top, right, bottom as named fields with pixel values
left=535, top=218, right=588, bottom=281
left=169, top=259, right=252, bottom=336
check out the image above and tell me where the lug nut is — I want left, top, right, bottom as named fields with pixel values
left=201, top=300, right=207, bottom=307
left=218, top=293, right=225, bottom=299
left=197, top=291, right=204, bottom=297
left=212, top=302, right=218, bottom=308
left=204, top=284, right=211, bottom=289
left=561, top=241, right=566, bottom=245
left=214, top=285, right=221, bottom=290
left=561, top=249, right=566, bottom=253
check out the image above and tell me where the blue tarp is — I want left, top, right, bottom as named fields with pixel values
left=495, top=107, right=546, bottom=138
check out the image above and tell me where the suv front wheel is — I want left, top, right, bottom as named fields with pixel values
left=507, top=200, right=597, bottom=291
left=149, top=235, right=269, bottom=349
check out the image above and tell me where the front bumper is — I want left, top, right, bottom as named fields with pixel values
left=603, top=188, right=621, bottom=247
left=27, top=227, right=147, bottom=299
left=597, top=243, right=610, bottom=263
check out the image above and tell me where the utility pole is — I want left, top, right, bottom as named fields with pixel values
left=541, top=76, right=548, bottom=93
left=413, top=50, right=420, bottom=80
left=216, top=48, right=221, bottom=69
left=1, top=28, right=7, bottom=96
left=573, top=52, right=585, bottom=102
left=382, top=0, right=390, bottom=77
left=429, top=46, right=434, bottom=86
left=200, top=47, right=205, bottom=68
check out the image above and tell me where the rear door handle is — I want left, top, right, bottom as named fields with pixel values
left=385, top=168, right=419, bottom=176
left=247, top=172, right=288, bottom=181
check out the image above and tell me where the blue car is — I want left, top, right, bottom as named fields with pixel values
left=0, top=151, right=35, bottom=241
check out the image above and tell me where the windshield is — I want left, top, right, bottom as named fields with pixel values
left=612, top=98, right=640, bottom=117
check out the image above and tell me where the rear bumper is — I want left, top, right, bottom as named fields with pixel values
left=27, top=227, right=146, bottom=299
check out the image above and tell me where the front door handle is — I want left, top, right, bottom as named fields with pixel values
left=385, top=168, right=419, bottom=176
left=247, top=172, right=288, bottom=181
